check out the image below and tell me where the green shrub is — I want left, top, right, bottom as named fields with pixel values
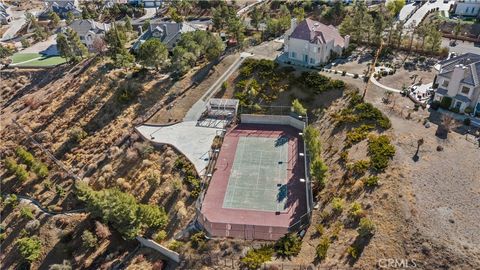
left=17, top=236, right=42, bottom=262
left=154, top=230, right=167, bottom=243
left=347, top=245, right=359, bottom=259
left=357, top=217, right=375, bottom=237
left=117, top=81, right=141, bottom=103
left=190, top=231, right=206, bottom=249
left=275, top=233, right=302, bottom=258
left=241, top=245, right=274, bottom=270
left=304, top=125, right=321, bottom=157
left=315, top=237, right=330, bottom=260
left=315, top=224, right=324, bottom=236
left=68, top=127, right=87, bottom=143
left=4, top=157, right=29, bottom=182
left=464, top=118, right=471, bottom=126
left=363, top=175, right=379, bottom=187
left=332, top=197, right=344, bottom=213
left=81, top=230, right=98, bottom=248
left=291, top=99, right=307, bottom=116
left=331, top=222, right=343, bottom=240
left=440, top=96, right=452, bottom=109
left=347, top=160, right=370, bottom=176
left=348, top=202, right=363, bottom=220
left=345, top=125, right=374, bottom=147
left=20, top=207, right=35, bottom=220
left=16, top=147, right=35, bottom=167
left=167, top=240, right=184, bottom=252
left=367, top=135, right=396, bottom=172
left=310, top=157, right=328, bottom=189
left=32, top=162, right=48, bottom=178
left=4, top=194, right=18, bottom=207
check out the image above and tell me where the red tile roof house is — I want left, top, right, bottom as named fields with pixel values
left=282, top=18, right=349, bottom=67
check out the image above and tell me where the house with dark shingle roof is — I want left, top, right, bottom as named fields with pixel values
left=44, top=0, right=81, bottom=18
left=132, top=21, right=197, bottom=52
left=433, top=53, right=480, bottom=115
left=67, top=19, right=111, bottom=50
left=283, top=18, right=349, bottom=66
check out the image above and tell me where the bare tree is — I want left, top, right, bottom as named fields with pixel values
left=441, top=114, right=455, bottom=134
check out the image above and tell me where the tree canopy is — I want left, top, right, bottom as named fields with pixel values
left=138, top=39, right=169, bottom=70
left=76, top=183, right=168, bottom=239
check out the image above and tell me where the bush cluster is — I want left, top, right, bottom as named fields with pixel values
left=241, top=245, right=274, bottom=270
left=4, top=157, right=28, bottom=181
left=367, top=135, right=396, bottom=172
left=345, top=124, right=374, bottom=147
left=175, top=157, right=201, bottom=198
left=15, top=147, right=49, bottom=178
left=274, top=233, right=302, bottom=258
left=315, top=236, right=330, bottom=260
left=76, top=183, right=168, bottom=239
left=298, top=72, right=345, bottom=94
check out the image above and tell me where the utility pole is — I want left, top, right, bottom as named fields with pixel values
left=362, top=41, right=383, bottom=101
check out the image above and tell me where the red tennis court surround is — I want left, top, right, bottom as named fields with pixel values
left=199, top=124, right=307, bottom=240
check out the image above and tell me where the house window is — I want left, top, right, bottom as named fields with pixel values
left=442, top=80, right=449, bottom=87
left=466, top=7, right=470, bottom=13
left=290, top=52, right=296, bottom=59
left=472, top=7, right=476, bottom=14
left=461, top=86, right=470, bottom=95
left=310, top=58, right=314, bottom=64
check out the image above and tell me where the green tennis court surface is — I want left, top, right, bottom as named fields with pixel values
left=223, top=136, right=290, bottom=212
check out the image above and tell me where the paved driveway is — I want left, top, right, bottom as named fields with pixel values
left=442, top=38, right=480, bottom=55
left=405, top=1, right=454, bottom=28
left=20, top=34, right=59, bottom=55
left=136, top=122, right=222, bottom=175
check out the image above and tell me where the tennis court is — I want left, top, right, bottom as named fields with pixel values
left=223, top=136, right=290, bottom=212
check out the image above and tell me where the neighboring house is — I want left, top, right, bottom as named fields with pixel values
left=44, top=0, right=81, bottom=18
left=283, top=18, right=349, bottom=66
left=433, top=53, right=480, bottom=115
left=0, top=2, right=12, bottom=25
left=128, top=0, right=162, bottom=8
left=132, top=21, right=197, bottom=51
left=68, top=19, right=111, bottom=50
left=452, top=0, right=480, bottom=17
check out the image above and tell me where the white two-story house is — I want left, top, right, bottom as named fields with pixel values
left=452, top=0, right=480, bottom=17
left=283, top=18, right=349, bottom=66
left=433, top=53, right=480, bottom=116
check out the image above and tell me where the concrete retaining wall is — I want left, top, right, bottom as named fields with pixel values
left=240, top=114, right=305, bottom=130
left=136, top=236, right=180, bottom=263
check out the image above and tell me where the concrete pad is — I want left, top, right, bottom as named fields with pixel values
left=136, top=121, right=222, bottom=175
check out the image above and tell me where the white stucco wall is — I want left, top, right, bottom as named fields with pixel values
left=454, top=1, right=480, bottom=16
left=285, top=37, right=336, bottom=65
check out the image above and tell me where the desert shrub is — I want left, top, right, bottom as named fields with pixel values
left=363, top=175, right=379, bottom=187
left=32, top=162, right=48, bottom=178
left=367, top=135, right=395, bottom=172
left=332, top=197, right=344, bottom=213
left=336, top=97, right=391, bottom=129
left=167, top=240, right=184, bottom=252
left=298, top=72, right=345, bottom=93
left=15, top=147, right=35, bottom=167
left=81, top=230, right=98, bottom=248
left=56, top=185, right=66, bottom=197
left=17, top=236, right=42, bottom=262
left=241, top=245, right=274, bottom=270
left=185, top=175, right=201, bottom=198
left=330, top=222, right=343, bottom=240
left=339, top=150, right=349, bottom=162
left=347, top=245, right=359, bottom=259
left=48, top=260, right=72, bottom=270
left=291, top=99, right=307, bottom=116
left=20, top=206, right=35, bottom=220
left=154, top=230, right=167, bottom=243
left=190, top=231, right=206, bottom=249
left=315, top=237, right=330, bottom=260
left=348, top=202, right=363, bottom=220
left=353, top=73, right=359, bottom=78
left=315, top=224, right=324, bottom=236
left=133, top=141, right=154, bottom=158
left=4, top=194, right=18, bottom=207
left=345, top=125, right=374, bottom=147
left=25, top=219, right=40, bottom=232
left=347, top=160, right=370, bottom=176
left=357, top=217, right=375, bottom=237
left=275, top=233, right=301, bottom=258
left=342, top=70, right=346, bottom=76
left=76, top=183, right=168, bottom=239
left=4, top=157, right=29, bottom=182
left=117, top=81, right=142, bottom=103
left=68, top=127, right=87, bottom=143
left=95, top=221, right=111, bottom=239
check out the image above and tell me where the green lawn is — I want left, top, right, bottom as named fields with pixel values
left=11, top=53, right=67, bottom=67
left=11, top=53, right=42, bottom=63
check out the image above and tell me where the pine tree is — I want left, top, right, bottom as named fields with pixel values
left=124, top=15, right=133, bottom=32
left=56, top=33, right=74, bottom=61
left=138, top=39, right=168, bottom=71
